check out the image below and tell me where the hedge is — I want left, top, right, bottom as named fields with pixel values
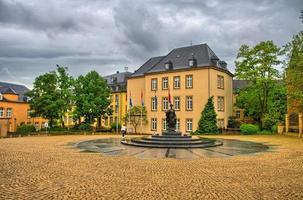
left=240, top=124, right=259, bottom=135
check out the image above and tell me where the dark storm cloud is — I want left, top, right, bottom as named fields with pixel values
left=0, top=0, right=302, bottom=87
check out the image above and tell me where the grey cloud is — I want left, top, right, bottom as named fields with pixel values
left=0, top=0, right=302, bottom=87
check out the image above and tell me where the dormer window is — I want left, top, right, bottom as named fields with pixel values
left=188, top=58, right=197, bottom=67
left=111, top=77, right=117, bottom=83
left=0, top=93, right=2, bottom=100
left=165, top=61, right=173, bottom=70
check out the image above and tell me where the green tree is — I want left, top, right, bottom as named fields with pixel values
left=73, top=71, right=111, bottom=125
left=27, top=72, right=60, bottom=128
left=124, top=106, right=147, bottom=134
left=196, top=96, right=218, bottom=134
left=235, top=41, right=282, bottom=128
left=283, top=31, right=303, bottom=112
left=56, top=65, right=73, bottom=128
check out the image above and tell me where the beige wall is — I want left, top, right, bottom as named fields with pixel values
left=127, top=67, right=233, bottom=134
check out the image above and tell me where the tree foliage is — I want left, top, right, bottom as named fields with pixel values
left=235, top=41, right=284, bottom=128
left=27, top=72, right=60, bottom=128
left=56, top=66, right=73, bottom=127
left=27, top=66, right=73, bottom=128
left=196, top=96, right=218, bottom=134
left=73, top=71, right=111, bottom=124
left=124, top=106, right=147, bottom=133
left=283, top=31, right=303, bottom=112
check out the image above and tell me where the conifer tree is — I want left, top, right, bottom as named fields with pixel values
left=196, top=96, right=218, bottom=134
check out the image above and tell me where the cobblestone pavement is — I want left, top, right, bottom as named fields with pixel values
left=0, top=135, right=302, bottom=200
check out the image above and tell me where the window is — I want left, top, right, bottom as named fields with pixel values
left=217, top=96, right=225, bottom=111
left=186, top=119, right=193, bottom=132
left=186, top=75, right=193, bottom=88
left=176, top=119, right=180, bottom=131
left=162, top=77, right=168, bottom=90
left=236, top=111, right=241, bottom=119
left=173, top=76, right=180, bottom=89
left=6, top=108, right=12, bottom=118
left=217, top=75, right=224, bottom=89
left=186, top=96, right=193, bottom=111
left=115, top=95, right=119, bottom=113
left=151, top=97, right=157, bottom=111
left=0, top=94, right=2, bottom=100
left=174, top=97, right=180, bottom=110
left=151, top=78, right=157, bottom=91
left=217, top=119, right=225, bottom=128
left=0, top=108, right=3, bottom=117
left=162, top=118, right=167, bottom=131
left=151, top=118, right=157, bottom=131
left=110, top=117, right=113, bottom=125
left=163, top=97, right=169, bottom=110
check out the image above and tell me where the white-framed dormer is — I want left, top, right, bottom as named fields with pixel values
left=0, top=93, right=3, bottom=101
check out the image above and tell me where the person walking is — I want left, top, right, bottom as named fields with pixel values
left=121, top=125, right=126, bottom=140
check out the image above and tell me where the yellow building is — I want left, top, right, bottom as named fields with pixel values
left=102, top=71, right=132, bottom=128
left=127, top=44, right=233, bottom=134
left=0, top=82, right=48, bottom=137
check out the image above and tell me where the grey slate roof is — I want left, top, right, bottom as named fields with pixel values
left=103, top=71, right=132, bottom=92
left=131, top=43, right=231, bottom=77
left=0, top=82, right=29, bottom=102
left=131, top=56, right=164, bottom=77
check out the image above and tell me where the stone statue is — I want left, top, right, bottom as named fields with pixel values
left=166, top=104, right=176, bottom=132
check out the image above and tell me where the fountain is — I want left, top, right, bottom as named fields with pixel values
left=121, top=104, right=223, bottom=148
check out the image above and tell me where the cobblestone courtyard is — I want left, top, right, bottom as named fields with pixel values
left=0, top=135, right=302, bottom=200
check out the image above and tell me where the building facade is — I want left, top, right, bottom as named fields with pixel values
left=103, top=71, right=132, bottom=128
left=0, top=82, right=47, bottom=136
left=127, top=44, right=233, bottom=134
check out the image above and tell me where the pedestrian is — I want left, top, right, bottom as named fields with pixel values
left=121, top=125, right=126, bottom=140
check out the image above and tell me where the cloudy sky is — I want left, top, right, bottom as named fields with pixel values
left=0, top=0, right=302, bottom=88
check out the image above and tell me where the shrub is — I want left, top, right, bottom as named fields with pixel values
left=196, top=96, right=219, bottom=134
left=110, top=123, right=121, bottom=132
left=240, top=124, right=259, bottom=135
left=17, top=125, right=36, bottom=135
left=49, top=126, right=68, bottom=132
left=258, top=130, right=275, bottom=135
left=78, top=123, right=93, bottom=131
left=271, top=125, right=277, bottom=133
left=227, top=116, right=241, bottom=128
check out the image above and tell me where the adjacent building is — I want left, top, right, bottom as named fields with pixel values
left=0, top=82, right=47, bottom=136
left=127, top=44, right=233, bottom=134
left=103, top=71, right=132, bottom=128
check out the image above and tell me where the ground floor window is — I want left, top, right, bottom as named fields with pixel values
left=162, top=118, right=167, bottom=131
left=0, top=108, right=3, bottom=117
left=186, top=119, right=193, bottom=132
left=151, top=118, right=157, bottom=131
left=217, top=119, right=224, bottom=128
left=176, top=119, right=180, bottom=131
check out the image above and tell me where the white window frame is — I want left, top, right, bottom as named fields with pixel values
left=151, top=97, right=157, bottom=111
left=186, top=96, right=193, bottom=111
left=162, top=118, right=167, bottom=131
left=162, top=77, right=168, bottom=90
left=236, top=111, right=241, bottom=119
left=176, top=119, right=180, bottom=131
left=151, top=118, right=157, bottom=131
left=186, top=119, right=193, bottom=132
left=217, top=96, right=225, bottom=112
left=217, top=75, right=224, bottom=89
left=151, top=78, right=157, bottom=91
left=6, top=108, right=12, bottom=118
left=0, top=93, right=3, bottom=100
left=163, top=97, right=169, bottom=110
left=174, top=96, right=180, bottom=110
left=174, top=76, right=180, bottom=89
left=186, top=75, right=193, bottom=88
